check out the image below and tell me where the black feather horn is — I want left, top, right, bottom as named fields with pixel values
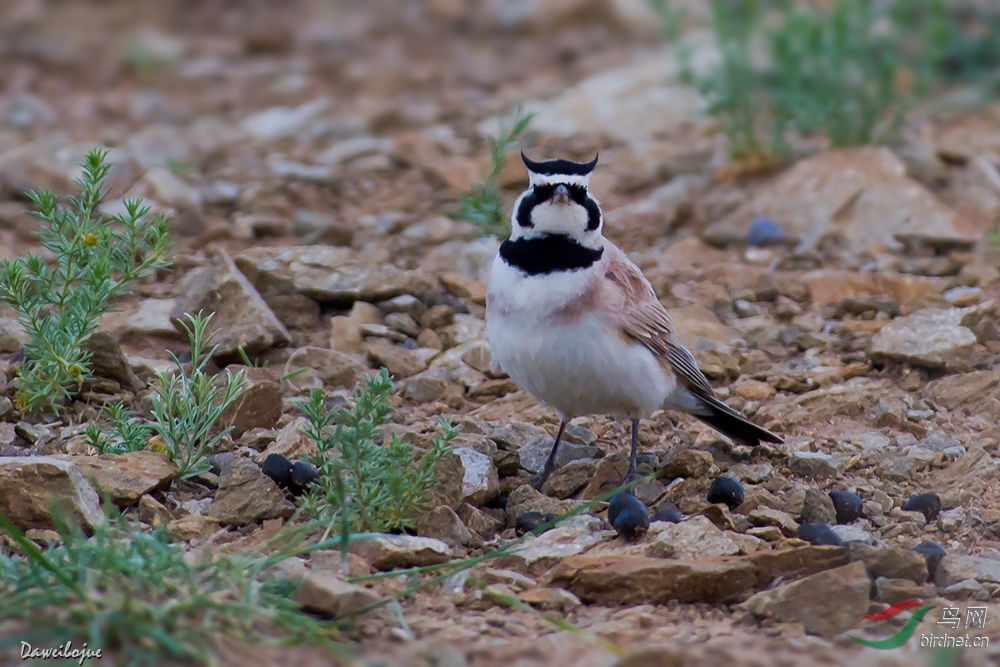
left=521, top=151, right=599, bottom=176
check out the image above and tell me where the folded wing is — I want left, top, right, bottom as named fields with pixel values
left=605, top=251, right=783, bottom=446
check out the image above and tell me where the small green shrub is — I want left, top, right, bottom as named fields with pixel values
left=986, top=210, right=1000, bottom=248
left=148, top=312, right=247, bottom=479
left=935, top=5, right=1000, bottom=88
left=297, top=368, right=458, bottom=533
left=80, top=312, right=246, bottom=475
left=660, top=0, right=953, bottom=159
left=84, top=402, right=152, bottom=455
left=0, top=507, right=339, bottom=666
left=0, top=148, right=171, bottom=414
left=452, top=105, right=535, bottom=239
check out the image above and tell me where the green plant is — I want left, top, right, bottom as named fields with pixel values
left=236, top=345, right=270, bottom=368
left=148, top=312, right=247, bottom=479
left=698, top=0, right=765, bottom=158
left=0, top=506, right=341, bottom=666
left=0, top=148, right=171, bottom=414
left=670, top=0, right=952, bottom=159
left=648, top=0, right=694, bottom=84
left=165, top=158, right=195, bottom=175
left=452, top=104, right=535, bottom=239
left=935, top=5, right=1000, bottom=88
left=297, top=368, right=458, bottom=533
left=986, top=209, right=1000, bottom=248
left=84, top=402, right=153, bottom=454
left=124, top=37, right=180, bottom=75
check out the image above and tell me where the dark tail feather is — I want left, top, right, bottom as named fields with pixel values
left=694, top=394, right=783, bottom=445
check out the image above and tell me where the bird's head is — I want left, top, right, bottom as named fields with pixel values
left=508, top=152, right=603, bottom=249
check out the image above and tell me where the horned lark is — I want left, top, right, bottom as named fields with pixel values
left=486, top=153, right=782, bottom=490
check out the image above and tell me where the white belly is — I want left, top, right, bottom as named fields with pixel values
left=487, top=310, right=673, bottom=420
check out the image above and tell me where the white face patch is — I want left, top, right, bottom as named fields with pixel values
left=507, top=192, right=603, bottom=248
left=528, top=172, right=592, bottom=188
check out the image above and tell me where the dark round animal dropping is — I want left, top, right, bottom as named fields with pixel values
left=902, top=493, right=942, bottom=523
left=828, top=490, right=863, bottom=524
left=262, top=453, right=294, bottom=489
left=797, top=522, right=844, bottom=546
left=515, top=511, right=558, bottom=536
left=707, top=476, right=744, bottom=509
left=913, top=541, right=946, bottom=582
left=608, top=491, right=650, bottom=540
left=290, top=461, right=320, bottom=495
left=651, top=502, right=682, bottom=524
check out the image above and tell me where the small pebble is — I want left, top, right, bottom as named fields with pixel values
left=515, top=511, right=558, bottom=536
left=828, top=490, right=864, bottom=524
left=608, top=491, right=650, bottom=540
left=262, top=453, right=293, bottom=489
left=797, top=522, right=844, bottom=546
left=707, top=476, right=744, bottom=509
left=746, top=217, right=787, bottom=247
left=733, top=299, right=760, bottom=318
left=943, top=285, right=982, bottom=307
left=902, top=493, right=941, bottom=523
left=941, top=445, right=966, bottom=461
left=650, top=502, right=682, bottom=524
left=207, top=452, right=234, bottom=476
left=830, top=523, right=873, bottom=545
left=913, top=541, right=946, bottom=582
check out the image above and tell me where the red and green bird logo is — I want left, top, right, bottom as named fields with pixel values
left=848, top=601, right=936, bottom=650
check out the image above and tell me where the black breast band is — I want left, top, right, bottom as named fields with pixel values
left=499, top=234, right=604, bottom=276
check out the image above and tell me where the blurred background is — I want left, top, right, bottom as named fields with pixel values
left=1, top=0, right=999, bottom=267
left=1, top=0, right=1000, bottom=273
left=2, top=1, right=1000, bottom=666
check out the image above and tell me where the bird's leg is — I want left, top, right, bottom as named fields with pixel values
left=609, top=419, right=651, bottom=540
left=534, top=420, right=568, bottom=490
left=623, top=418, right=641, bottom=485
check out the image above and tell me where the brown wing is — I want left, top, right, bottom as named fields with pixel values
left=602, top=247, right=715, bottom=398
left=602, top=244, right=782, bottom=445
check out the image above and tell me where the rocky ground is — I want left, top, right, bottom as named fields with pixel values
left=3, top=1, right=1000, bottom=665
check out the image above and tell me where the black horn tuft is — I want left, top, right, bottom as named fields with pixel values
left=521, top=152, right=599, bottom=176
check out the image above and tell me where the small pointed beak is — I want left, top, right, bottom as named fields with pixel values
left=553, top=184, right=570, bottom=205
